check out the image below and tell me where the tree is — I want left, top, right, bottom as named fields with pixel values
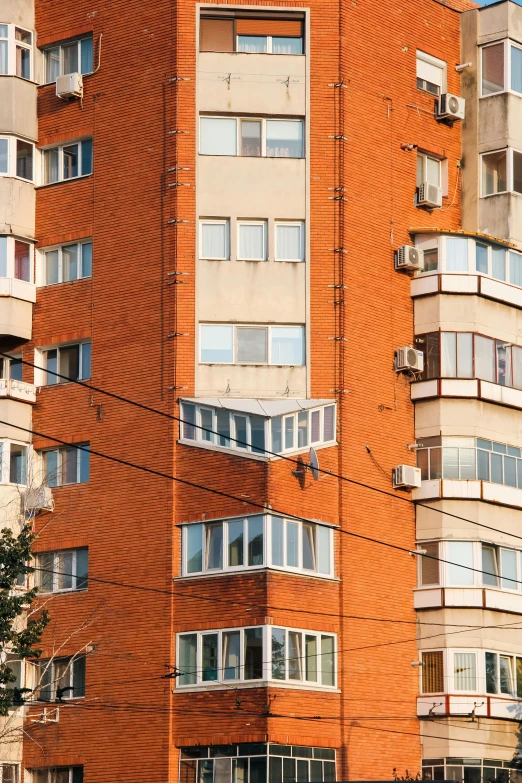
left=0, top=523, right=49, bottom=716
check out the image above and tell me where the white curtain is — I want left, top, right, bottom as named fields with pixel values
left=475, top=335, right=495, bottom=381
left=0, top=237, right=7, bottom=277
left=271, top=326, right=304, bottom=365
left=239, top=223, right=265, bottom=260
left=454, top=652, right=476, bottom=690
left=45, top=250, right=59, bottom=285
left=441, top=333, right=456, bottom=377
left=276, top=224, right=303, bottom=260
left=237, top=35, right=267, bottom=53
left=445, top=237, right=468, bottom=272
left=0, top=40, right=7, bottom=74
left=200, top=117, right=237, bottom=156
left=447, top=541, right=474, bottom=586
left=201, top=222, right=227, bottom=259
left=223, top=631, right=240, bottom=679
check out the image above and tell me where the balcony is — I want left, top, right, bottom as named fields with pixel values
left=417, top=694, right=522, bottom=721
left=0, top=77, right=38, bottom=140
left=0, top=379, right=35, bottom=403
left=412, top=378, right=522, bottom=411
left=414, top=584, right=522, bottom=612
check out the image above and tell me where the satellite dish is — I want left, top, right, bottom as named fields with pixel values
left=308, top=447, right=320, bottom=481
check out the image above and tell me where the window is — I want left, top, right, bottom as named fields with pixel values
left=200, top=117, right=304, bottom=158
left=43, top=36, right=93, bottom=82
left=0, top=236, right=33, bottom=283
left=416, top=152, right=441, bottom=189
left=421, top=651, right=444, bottom=693
left=485, top=652, right=522, bottom=696
left=422, top=759, right=515, bottom=783
left=177, top=626, right=336, bottom=688
left=419, top=541, right=440, bottom=586
left=180, top=745, right=334, bottom=783
left=0, top=767, right=18, bottom=783
left=0, top=441, right=28, bottom=485
left=42, top=139, right=93, bottom=185
left=416, top=234, right=522, bottom=286
left=418, top=331, right=522, bottom=391
left=0, top=355, right=23, bottom=382
left=482, top=149, right=507, bottom=195
left=199, top=220, right=229, bottom=260
left=0, top=136, right=34, bottom=180
left=480, top=40, right=522, bottom=97
left=200, top=324, right=305, bottom=365
left=41, top=342, right=91, bottom=385
left=454, top=651, right=477, bottom=690
left=41, top=240, right=92, bottom=285
left=180, top=401, right=335, bottom=456
left=416, top=51, right=446, bottom=95
left=35, top=548, right=88, bottom=593
left=30, top=768, right=83, bottom=783
left=182, top=515, right=333, bottom=577
left=275, top=221, right=304, bottom=262
left=0, top=24, right=32, bottom=79
left=238, top=221, right=267, bottom=261
left=36, top=656, right=86, bottom=701
left=199, top=14, right=304, bottom=55
left=41, top=444, right=90, bottom=487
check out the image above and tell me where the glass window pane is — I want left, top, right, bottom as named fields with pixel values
left=16, top=140, right=32, bottom=180
left=16, top=45, right=31, bottom=79
left=317, top=526, right=331, bottom=575
left=9, top=358, right=22, bottom=381
left=81, top=242, right=92, bottom=277
left=272, top=627, right=286, bottom=679
left=500, top=656, right=513, bottom=694
left=200, top=118, right=237, bottom=155
left=179, top=634, right=197, bottom=685
left=10, top=444, right=27, bottom=484
left=454, top=652, right=476, bottom=690
left=187, top=524, right=203, bottom=573
left=271, top=416, right=282, bottom=453
left=250, top=416, right=265, bottom=454
left=76, top=548, right=88, bottom=589
left=486, top=651, right=498, bottom=693
left=200, top=408, right=214, bottom=442
left=241, top=121, right=262, bottom=156
left=201, top=222, right=228, bottom=259
left=244, top=627, right=263, bottom=679
left=482, top=545, right=499, bottom=586
left=288, top=632, right=302, bottom=680
left=0, top=236, right=6, bottom=278
left=323, top=406, right=335, bottom=441
left=223, top=631, right=240, bottom=679
left=284, top=416, right=294, bottom=450
left=228, top=519, right=244, bottom=567
left=266, top=121, right=303, bottom=158
left=250, top=757, right=267, bottom=783
left=237, top=35, right=267, bottom=53
left=200, top=760, right=214, bottom=783
left=283, top=758, right=295, bottom=783
left=273, top=36, right=303, bottom=55
left=457, top=333, right=473, bottom=378
left=60, top=344, right=79, bottom=381
left=276, top=224, right=304, bottom=261
left=0, top=138, right=8, bottom=174
left=56, top=550, right=74, bottom=590
left=79, top=444, right=90, bottom=483
left=43, top=450, right=59, bottom=487
left=37, top=552, right=54, bottom=592
left=44, top=147, right=59, bottom=183
left=200, top=325, right=234, bottom=363
left=504, top=455, right=517, bottom=488
left=233, top=758, right=248, bottom=783
left=216, top=409, right=230, bottom=447
left=202, top=634, right=218, bottom=681
left=297, top=411, right=308, bottom=448
left=247, top=515, right=263, bottom=566
left=447, top=541, right=474, bottom=585
left=320, top=635, right=335, bottom=686
left=483, top=43, right=505, bottom=95
left=63, top=144, right=79, bottom=179
left=491, top=452, right=503, bottom=484
left=80, top=343, right=91, bottom=380
left=302, top=524, right=315, bottom=570
left=423, top=248, right=439, bottom=272
left=426, top=156, right=440, bottom=187
left=72, top=655, right=86, bottom=697
left=45, top=250, right=59, bottom=285
left=237, top=327, right=267, bottom=362
left=0, top=40, right=7, bottom=76
left=62, top=42, right=79, bottom=74
left=234, top=414, right=247, bottom=448
left=311, top=410, right=320, bottom=443
left=46, top=47, right=60, bottom=81
left=441, top=333, right=457, bottom=377
left=459, top=448, right=476, bottom=480
left=239, top=224, right=266, bottom=261
left=305, top=635, right=317, bottom=682
left=14, top=241, right=30, bottom=282
left=517, top=658, right=522, bottom=698
left=182, top=403, right=196, bottom=439
left=206, top=524, right=223, bottom=570
left=482, top=150, right=507, bottom=195
left=81, top=139, right=93, bottom=175
left=286, top=521, right=299, bottom=567
left=501, top=548, right=517, bottom=589
left=442, top=447, right=459, bottom=480
left=492, top=247, right=506, bottom=280
left=420, top=541, right=440, bottom=585
left=445, top=238, right=468, bottom=272
left=62, top=244, right=78, bottom=282
left=424, top=333, right=440, bottom=379
left=475, top=335, right=495, bottom=382
left=476, top=243, right=488, bottom=274
left=271, top=516, right=284, bottom=566
left=80, top=37, right=93, bottom=73
left=514, top=150, right=522, bottom=195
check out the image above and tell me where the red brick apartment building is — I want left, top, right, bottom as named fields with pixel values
left=6, top=0, right=522, bottom=780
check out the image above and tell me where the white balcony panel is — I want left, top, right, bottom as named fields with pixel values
left=411, top=275, right=439, bottom=297
left=417, top=697, right=487, bottom=718
left=411, top=380, right=438, bottom=400
left=413, top=588, right=442, bottom=608
left=417, top=698, right=446, bottom=717
left=482, top=481, right=522, bottom=508
left=0, top=484, right=24, bottom=526
left=485, top=588, right=522, bottom=614
left=439, top=274, right=478, bottom=293
left=442, top=479, right=482, bottom=498
left=440, top=379, right=479, bottom=397
left=196, top=364, right=307, bottom=399
left=412, top=479, right=441, bottom=500
left=481, top=381, right=522, bottom=409
left=198, top=52, right=305, bottom=116
left=0, top=77, right=37, bottom=140
left=0, top=297, right=32, bottom=340
left=0, top=398, right=31, bottom=442
left=444, top=588, right=483, bottom=607
left=0, top=278, right=36, bottom=304
left=480, top=276, right=522, bottom=308
left=0, top=178, right=35, bottom=238
left=0, top=379, right=35, bottom=403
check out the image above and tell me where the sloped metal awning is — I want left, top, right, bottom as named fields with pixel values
left=180, top=398, right=335, bottom=417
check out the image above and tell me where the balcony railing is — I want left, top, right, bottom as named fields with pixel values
left=0, top=379, right=36, bottom=403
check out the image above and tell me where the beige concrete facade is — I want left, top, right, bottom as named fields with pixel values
left=0, top=80, right=38, bottom=141
left=415, top=292, right=522, bottom=343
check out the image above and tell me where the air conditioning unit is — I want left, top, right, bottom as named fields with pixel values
left=396, top=245, right=424, bottom=272
left=22, top=487, right=54, bottom=514
left=56, top=72, right=83, bottom=99
left=437, top=93, right=465, bottom=121
left=417, top=182, right=443, bottom=209
left=393, top=465, right=422, bottom=489
left=396, top=346, right=424, bottom=373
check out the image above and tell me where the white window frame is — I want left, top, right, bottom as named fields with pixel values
left=199, top=115, right=305, bottom=158
left=479, top=39, right=522, bottom=98
left=176, top=625, right=337, bottom=689
left=0, top=23, right=33, bottom=79
left=35, top=548, right=88, bottom=594
left=0, top=235, right=34, bottom=283
left=416, top=50, right=447, bottom=95
left=36, top=655, right=86, bottom=702
left=199, top=323, right=305, bottom=365
left=416, top=152, right=442, bottom=189
left=36, top=341, right=92, bottom=386
left=38, top=239, right=92, bottom=286
left=0, top=764, right=19, bottom=783
left=0, top=135, right=34, bottom=181
left=198, top=219, right=230, bottom=261
left=237, top=220, right=268, bottom=261
left=480, top=147, right=522, bottom=197
left=41, top=138, right=93, bottom=185
left=42, top=35, right=94, bottom=83
left=181, top=514, right=335, bottom=578
left=0, top=440, right=29, bottom=486
left=40, top=443, right=90, bottom=487
left=274, top=220, right=305, bottom=262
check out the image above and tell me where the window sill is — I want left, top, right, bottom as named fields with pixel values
left=199, top=362, right=305, bottom=368
left=175, top=680, right=340, bottom=694
left=200, top=51, right=304, bottom=57
left=178, top=437, right=337, bottom=462
left=174, top=566, right=339, bottom=582
left=199, top=154, right=305, bottom=161
left=0, top=74, right=39, bottom=86
left=38, top=277, right=92, bottom=289
left=35, top=174, right=93, bottom=190
left=0, top=174, right=34, bottom=184
left=37, top=588, right=88, bottom=595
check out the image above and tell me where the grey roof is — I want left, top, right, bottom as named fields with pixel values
left=181, top=398, right=335, bottom=417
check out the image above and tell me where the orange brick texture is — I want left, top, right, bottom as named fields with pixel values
left=22, top=0, right=464, bottom=780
